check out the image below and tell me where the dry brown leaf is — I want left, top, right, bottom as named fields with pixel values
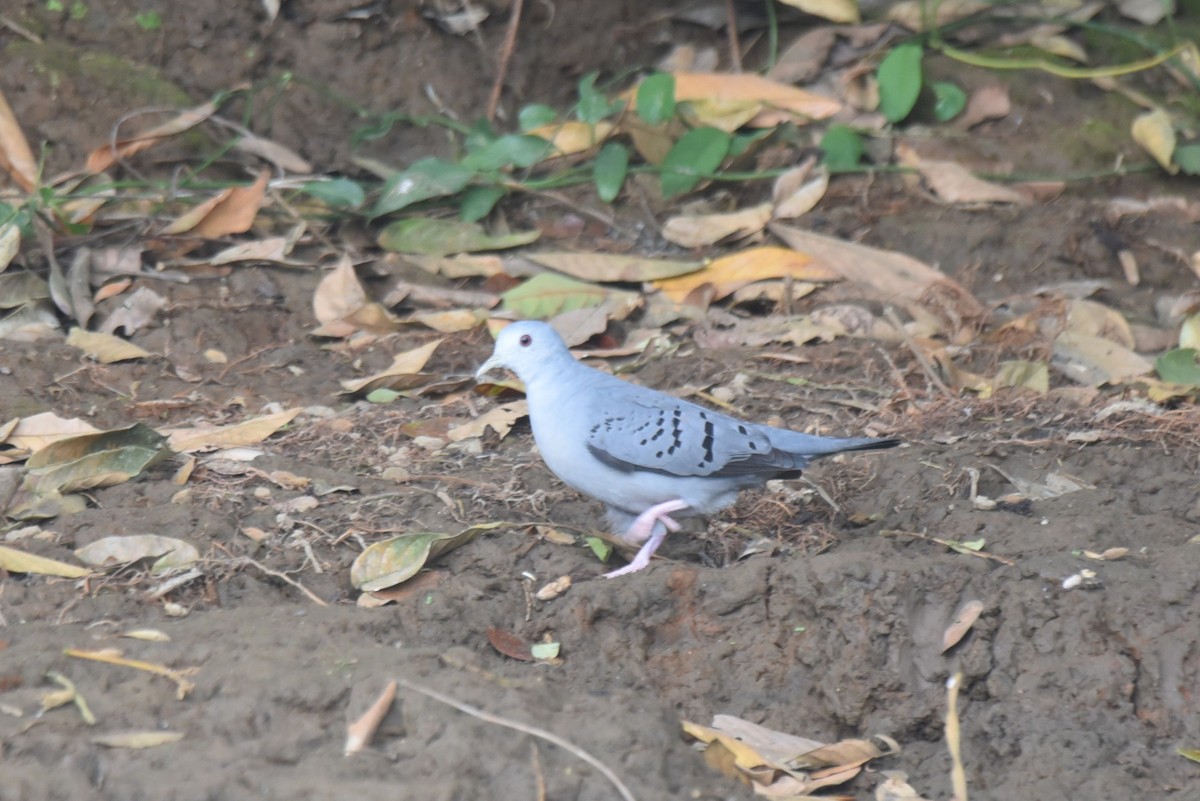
left=959, top=84, right=1012, bottom=129
left=661, top=203, right=772, bottom=248
left=313, top=257, right=367, bottom=325
left=408, top=309, right=487, bottom=333
left=942, top=599, right=984, bottom=652
left=209, top=237, right=296, bottom=266
left=446, top=400, right=528, bottom=442
left=192, top=168, right=269, bottom=238
left=897, top=144, right=1028, bottom=205
left=0, top=87, right=37, bottom=192
left=528, top=252, right=702, bottom=282
left=772, top=164, right=829, bottom=220
left=339, top=338, right=445, bottom=394
left=6, top=412, right=101, bottom=452
left=487, top=627, right=534, bottom=661
left=166, top=408, right=303, bottom=453
left=1064, top=299, right=1135, bottom=348
left=769, top=223, right=984, bottom=334
left=766, top=28, right=838, bottom=83
left=86, top=98, right=221, bottom=173
left=550, top=306, right=611, bottom=345
left=1054, top=330, right=1153, bottom=385
left=232, top=131, right=312, bottom=173
left=404, top=253, right=506, bottom=279
left=653, top=246, right=839, bottom=304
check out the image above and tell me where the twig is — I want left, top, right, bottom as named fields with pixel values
left=531, top=742, right=547, bottom=801
left=945, top=672, right=969, bottom=801
left=487, top=0, right=525, bottom=121
left=241, top=557, right=329, bottom=606
left=397, top=678, right=637, bottom=801
left=724, top=0, right=743, bottom=72
left=345, top=680, right=398, bottom=755
left=880, top=529, right=1016, bottom=566
left=884, top=306, right=955, bottom=398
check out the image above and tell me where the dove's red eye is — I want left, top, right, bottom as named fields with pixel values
left=519, top=334, right=532, bottom=346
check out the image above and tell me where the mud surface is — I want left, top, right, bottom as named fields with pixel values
left=2, top=2, right=1199, bottom=800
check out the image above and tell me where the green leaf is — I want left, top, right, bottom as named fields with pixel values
left=459, top=185, right=507, bottom=222
left=462, top=134, right=552, bottom=171
left=500, top=272, right=635, bottom=319
left=1174, top=143, right=1200, bottom=176
left=299, top=177, right=365, bottom=210
left=530, top=642, right=561, bottom=660
left=366, top=388, right=400, bottom=404
left=932, top=81, right=967, bottom=122
left=820, top=124, right=865, bottom=170
left=593, top=142, right=629, bottom=203
left=378, top=218, right=539, bottom=256
left=349, top=523, right=506, bottom=591
left=585, top=536, right=612, bottom=562
left=878, top=42, right=923, bottom=123
left=576, top=71, right=622, bottom=123
left=729, top=129, right=770, bottom=159
left=636, top=72, right=676, bottom=125
left=1155, top=348, right=1200, bottom=386
left=660, top=127, right=731, bottom=198
left=373, top=158, right=476, bottom=216
left=519, top=103, right=558, bottom=131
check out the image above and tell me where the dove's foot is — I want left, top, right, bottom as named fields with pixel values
left=603, top=499, right=689, bottom=578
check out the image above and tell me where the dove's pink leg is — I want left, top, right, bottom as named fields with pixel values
left=604, top=499, right=689, bottom=578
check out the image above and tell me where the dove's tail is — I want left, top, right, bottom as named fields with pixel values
left=769, top=431, right=901, bottom=460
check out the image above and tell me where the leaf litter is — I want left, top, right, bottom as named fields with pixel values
left=3, top=7, right=1200, bottom=799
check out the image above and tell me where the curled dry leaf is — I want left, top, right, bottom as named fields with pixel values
left=661, top=203, right=773, bottom=248
left=942, top=599, right=985, bottom=652
left=772, top=165, right=828, bottom=220
left=959, top=84, right=1011, bottom=129
left=87, top=98, right=220, bottom=173
left=0, top=86, right=38, bottom=191
left=166, top=408, right=303, bottom=453
left=774, top=0, right=860, bottom=25
left=339, top=339, right=445, bottom=395
left=446, top=401, right=529, bottom=443
left=487, top=627, right=534, bottom=661
left=897, top=144, right=1028, bottom=205
left=75, top=534, right=200, bottom=573
left=314, top=258, right=366, bottom=325
left=1084, top=547, right=1129, bottom=561
left=524, top=121, right=614, bottom=155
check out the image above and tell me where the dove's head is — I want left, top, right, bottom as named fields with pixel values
left=475, top=320, right=572, bottom=383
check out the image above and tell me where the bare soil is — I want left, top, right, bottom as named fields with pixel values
left=2, top=2, right=1199, bottom=800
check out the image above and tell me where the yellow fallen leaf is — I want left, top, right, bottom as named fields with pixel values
left=664, top=72, right=841, bottom=125
left=92, top=731, right=185, bottom=749
left=653, top=246, right=839, bottom=304
left=165, top=408, right=303, bottom=453
left=66, top=328, right=152, bottom=363
left=525, top=121, right=614, bottom=155
left=446, top=401, right=529, bottom=442
left=0, top=544, right=92, bottom=578
left=339, top=338, right=445, bottom=394
left=1131, top=108, right=1178, bottom=174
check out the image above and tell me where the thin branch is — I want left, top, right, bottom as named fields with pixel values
left=397, top=678, right=637, bottom=801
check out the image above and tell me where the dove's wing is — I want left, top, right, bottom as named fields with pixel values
left=584, top=392, right=806, bottom=478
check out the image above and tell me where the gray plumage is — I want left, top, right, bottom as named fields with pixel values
left=476, top=320, right=898, bottom=577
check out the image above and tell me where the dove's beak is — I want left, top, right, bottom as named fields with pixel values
left=475, top=355, right=502, bottom=382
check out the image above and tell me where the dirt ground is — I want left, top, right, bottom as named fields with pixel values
left=3, top=2, right=1200, bottom=800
